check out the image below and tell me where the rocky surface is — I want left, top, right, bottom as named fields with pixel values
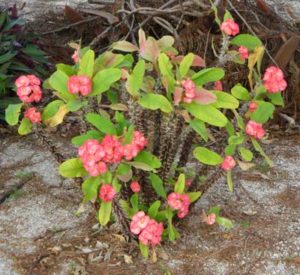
left=0, top=133, right=299, bottom=274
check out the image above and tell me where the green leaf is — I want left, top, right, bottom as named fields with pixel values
left=91, top=68, right=122, bottom=96
left=267, top=93, right=284, bottom=106
left=149, top=173, right=166, bottom=198
left=82, top=176, right=101, bottom=202
left=56, top=64, right=76, bottom=76
left=188, top=192, right=202, bottom=203
left=232, top=110, right=245, bottom=130
left=184, top=102, right=228, bottom=127
left=0, top=52, right=17, bottom=64
left=86, top=113, right=117, bottom=135
left=123, top=125, right=134, bottom=144
left=231, top=84, right=250, bottom=101
left=157, top=35, right=175, bottom=50
left=193, top=147, right=223, bottom=165
left=213, top=91, right=239, bottom=109
left=225, top=121, right=235, bottom=136
left=250, top=101, right=275, bottom=123
left=66, top=99, right=87, bottom=112
left=44, top=104, right=69, bottom=127
left=95, top=52, right=125, bottom=70
left=49, top=70, right=75, bottom=102
left=71, top=130, right=103, bottom=146
left=174, top=174, right=185, bottom=194
left=138, top=94, right=173, bottom=113
left=139, top=242, right=149, bottom=259
left=130, top=193, right=139, bottom=211
left=127, top=161, right=155, bottom=171
left=192, top=68, right=225, bottom=86
left=18, top=118, right=32, bottom=135
left=227, top=170, right=233, bottom=192
left=158, top=53, right=173, bottom=77
left=112, top=41, right=139, bottom=52
left=119, top=199, right=134, bottom=218
left=223, top=10, right=233, bottom=20
left=216, top=216, right=233, bottom=229
left=228, top=135, right=244, bottom=145
left=98, top=201, right=112, bottom=226
left=179, top=53, right=194, bottom=78
left=189, top=119, right=208, bottom=142
left=251, top=138, right=273, bottom=167
left=59, top=158, right=87, bottom=178
left=126, top=60, right=145, bottom=96
left=78, top=49, right=95, bottom=78
left=208, top=206, right=221, bottom=216
left=42, top=100, right=64, bottom=121
left=225, top=144, right=236, bottom=156
left=116, top=163, right=131, bottom=176
left=5, top=103, right=23, bottom=125
left=239, top=147, right=253, bottom=161
left=148, top=201, right=161, bottom=219
left=134, top=151, right=161, bottom=169
left=230, top=34, right=262, bottom=50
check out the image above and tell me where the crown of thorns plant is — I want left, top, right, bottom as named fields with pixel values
left=5, top=10, right=287, bottom=258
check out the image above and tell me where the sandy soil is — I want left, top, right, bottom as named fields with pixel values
left=0, top=132, right=299, bottom=275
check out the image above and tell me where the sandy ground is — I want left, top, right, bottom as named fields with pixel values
left=0, top=132, right=299, bottom=275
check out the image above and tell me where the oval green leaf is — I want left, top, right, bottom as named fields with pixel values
left=193, top=147, right=223, bottom=165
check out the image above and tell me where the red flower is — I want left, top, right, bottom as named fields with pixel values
left=238, top=46, right=249, bottom=60
left=263, top=66, right=287, bottom=93
left=130, top=181, right=141, bottom=193
left=99, top=184, right=116, bottom=202
left=246, top=120, right=265, bottom=139
left=220, top=19, right=240, bottom=36
left=24, top=107, right=41, bottom=123
left=221, top=156, right=236, bottom=171
left=15, top=75, right=42, bottom=103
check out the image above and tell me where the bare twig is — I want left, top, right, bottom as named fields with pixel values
left=227, top=0, right=278, bottom=66
left=39, top=16, right=99, bottom=36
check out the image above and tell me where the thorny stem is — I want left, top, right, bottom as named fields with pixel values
left=35, top=126, right=65, bottom=163
left=112, top=199, right=134, bottom=240
left=217, top=35, right=231, bottom=67
left=169, top=123, right=192, bottom=178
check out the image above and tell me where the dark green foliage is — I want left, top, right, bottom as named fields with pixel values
left=0, top=7, right=49, bottom=120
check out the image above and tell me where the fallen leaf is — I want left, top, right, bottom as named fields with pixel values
left=242, top=209, right=257, bottom=216
left=48, top=246, right=62, bottom=254
left=274, top=36, right=300, bottom=70
left=237, top=160, right=255, bottom=171
left=112, top=234, right=126, bottom=243
left=124, top=254, right=133, bottom=264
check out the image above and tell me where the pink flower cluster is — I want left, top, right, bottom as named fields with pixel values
left=181, top=79, right=196, bottom=103
left=201, top=212, right=216, bottom=225
left=130, top=181, right=141, bottom=193
left=15, top=75, right=42, bottom=103
left=220, top=19, right=240, bottom=36
left=167, top=192, right=190, bottom=218
left=123, top=131, right=148, bottom=160
left=238, top=46, right=249, bottom=60
left=221, top=156, right=236, bottom=171
left=174, top=79, right=198, bottom=105
left=99, top=184, right=116, bottom=202
left=249, top=101, right=258, bottom=113
left=246, top=120, right=265, bottom=139
left=263, top=66, right=287, bottom=93
left=24, top=107, right=41, bottom=123
left=130, top=211, right=164, bottom=246
left=67, top=75, right=92, bottom=96
left=78, top=132, right=147, bottom=177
